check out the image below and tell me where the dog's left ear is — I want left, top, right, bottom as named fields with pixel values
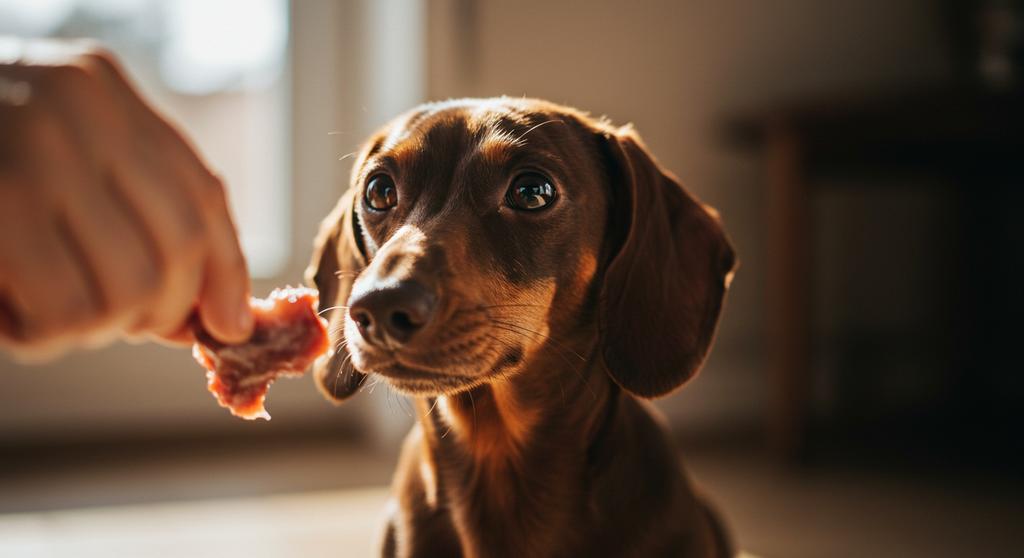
left=305, top=187, right=369, bottom=402
left=597, top=125, right=736, bottom=398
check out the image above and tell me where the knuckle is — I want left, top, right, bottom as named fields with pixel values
left=23, top=314, right=64, bottom=343
left=74, top=45, right=127, bottom=87
left=109, top=254, right=164, bottom=309
left=133, top=285, right=162, bottom=314
left=133, top=123, right=168, bottom=153
left=79, top=46, right=118, bottom=72
left=197, top=175, right=228, bottom=211
left=177, top=211, right=207, bottom=253
left=139, top=278, right=197, bottom=337
left=58, top=289, right=97, bottom=324
left=164, top=201, right=207, bottom=257
left=109, top=274, right=156, bottom=315
left=135, top=260, right=163, bottom=298
left=37, top=63, right=91, bottom=96
left=167, top=211, right=207, bottom=262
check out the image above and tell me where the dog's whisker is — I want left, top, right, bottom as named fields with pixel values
left=483, top=331, right=557, bottom=398
left=389, top=383, right=414, bottom=418
left=365, top=376, right=381, bottom=395
left=488, top=321, right=598, bottom=403
left=514, top=118, right=564, bottom=145
left=478, top=303, right=547, bottom=310
left=482, top=332, right=516, bottom=354
left=334, top=351, right=356, bottom=395
left=398, top=389, right=415, bottom=418
left=486, top=323, right=569, bottom=361
left=426, top=396, right=440, bottom=417
left=319, top=305, right=350, bottom=316
left=487, top=323, right=584, bottom=376
left=488, top=319, right=587, bottom=362
left=551, top=355, right=567, bottom=404
left=330, top=321, right=348, bottom=333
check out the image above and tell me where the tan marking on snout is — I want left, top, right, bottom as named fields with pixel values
left=371, top=225, right=428, bottom=279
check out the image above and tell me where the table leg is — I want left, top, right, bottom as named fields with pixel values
left=765, top=118, right=812, bottom=463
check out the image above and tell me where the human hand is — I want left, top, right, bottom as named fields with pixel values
left=0, top=39, right=253, bottom=361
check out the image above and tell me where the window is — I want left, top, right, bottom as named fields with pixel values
left=0, top=0, right=291, bottom=277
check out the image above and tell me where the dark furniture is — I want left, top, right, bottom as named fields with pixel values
left=727, top=87, right=1024, bottom=462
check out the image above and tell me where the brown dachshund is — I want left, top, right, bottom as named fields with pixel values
left=306, top=98, right=736, bottom=557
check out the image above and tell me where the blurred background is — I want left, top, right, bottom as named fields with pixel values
left=1, top=0, right=1022, bottom=556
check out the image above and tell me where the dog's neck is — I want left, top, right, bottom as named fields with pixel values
left=413, top=332, right=616, bottom=554
left=419, top=335, right=611, bottom=458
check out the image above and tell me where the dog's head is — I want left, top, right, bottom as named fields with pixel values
left=307, top=98, right=734, bottom=401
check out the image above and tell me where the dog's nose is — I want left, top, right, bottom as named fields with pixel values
left=348, top=281, right=436, bottom=346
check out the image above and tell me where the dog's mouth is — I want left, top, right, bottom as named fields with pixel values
left=368, top=360, right=483, bottom=394
left=349, top=342, right=519, bottom=395
left=340, top=308, right=531, bottom=395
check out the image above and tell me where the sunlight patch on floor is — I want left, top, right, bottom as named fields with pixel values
left=0, top=487, right=391, bottom=558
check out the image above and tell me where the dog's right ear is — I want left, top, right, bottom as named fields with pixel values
left=305, top=187, right=368, bottom=402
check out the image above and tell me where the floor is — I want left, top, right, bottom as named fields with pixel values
left=0, top=437, right=1021, bottom=557
left=0, top=488, right=389, bottom=558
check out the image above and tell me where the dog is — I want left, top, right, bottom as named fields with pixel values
left=306, top=97, right=736, bottom=557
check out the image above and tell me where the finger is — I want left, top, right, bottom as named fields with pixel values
left=187, top=175, right=252, bottom=344
left=3, top=216, right=100, bottom=348
left=90, top=50, right=252, bottom=344
left=150, top=318, right=197, bottom=347
left=8, top=92, right=144, bottom=347
left=53, top=61, right=207, bottom=341
left=114, top=156, right=203, bottom=339
left=0, top=290, right=18, bottom=341
left=62, top=180, right=159, bottom=321
left=38, top=125, right=166, bottom=337
left=130, top=249, right=202, bottom=338
left=108, top=155, right=207, bottom=320
left=145, top=120, right=254, bottom=344
left=0, top=181, right=27, bottom=346
left=0, top=173, right=100, bottom=343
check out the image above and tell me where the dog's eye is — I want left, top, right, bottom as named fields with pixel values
left=365, top=174, right=398, bottom=211
left=505, top=173, right=556, bottom=211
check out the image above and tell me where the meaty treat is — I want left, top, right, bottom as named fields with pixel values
left=192, top=287, right=330, bottom=420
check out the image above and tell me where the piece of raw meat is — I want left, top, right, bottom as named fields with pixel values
left=192, top=287, right=330, bottom=420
